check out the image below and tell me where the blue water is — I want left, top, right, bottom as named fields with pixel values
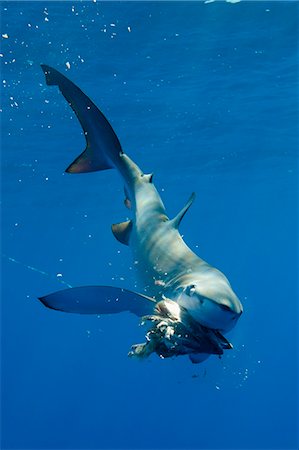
left=1, top=1, right=298, bottom=449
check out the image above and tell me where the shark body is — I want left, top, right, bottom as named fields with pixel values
left=39, top=65, right=243, bottom=363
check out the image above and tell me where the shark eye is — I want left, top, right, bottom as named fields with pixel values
left=186, top=284, right=196, bottom=296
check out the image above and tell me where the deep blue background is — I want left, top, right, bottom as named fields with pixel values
left=1, top=2, right=298, bottom=449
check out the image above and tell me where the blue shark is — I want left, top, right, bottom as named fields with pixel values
left=38, top=65, right=243, bottom=364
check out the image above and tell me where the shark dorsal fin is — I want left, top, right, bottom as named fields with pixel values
left=143, top=173, right=153, bottom=183
left=111, top=220, right=133, bottom=246
left=170, top=192, right=196, bottom=229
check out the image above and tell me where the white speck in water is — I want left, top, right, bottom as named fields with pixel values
left=215, top=385, right=220, bottom=390
left=128, top=26, right=131, bottom=32
left=66, top=61, right=71, bottom=69
left=2, top=34, right=9, bottom=39
left=56, top=273, right=63, bottom=278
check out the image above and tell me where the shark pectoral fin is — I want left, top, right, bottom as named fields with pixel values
left=111, top=220, right=133, bottom=246
left=38, top=286, right=156, bottom=317
left=41, top=65, right=121, bottom=174
left=189, top=353, right=210, bottom=364
left=170, top=192, right=196, bottom=229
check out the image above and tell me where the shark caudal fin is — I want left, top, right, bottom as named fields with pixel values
left=41, top=64, right=122, bottom=173
left=38, top=286, right=156, bottom=317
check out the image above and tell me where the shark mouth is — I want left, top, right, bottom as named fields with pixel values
left=128, top=300, right=233, bottom=363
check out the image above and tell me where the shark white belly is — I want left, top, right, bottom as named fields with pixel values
left=38, top=65, right=243, bottom=364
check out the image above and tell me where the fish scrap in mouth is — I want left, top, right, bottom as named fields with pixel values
left=128, top=302, right=232, bottom=361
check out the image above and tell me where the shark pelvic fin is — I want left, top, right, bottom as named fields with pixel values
left=111, top=220, right=133, bottom=246
left=41, top=64, right=121, bottom=173
left=38, top=286, right=156, bottom=317
left=170, top=192, right=196, bottom=229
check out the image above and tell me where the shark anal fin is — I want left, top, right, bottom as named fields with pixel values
left=124, top=198, right=132, bottom=209
left=170, top=192, right=196, bottom=229
left=124, top=186, right=132, bottom=209
left=38, top=286, right=156, bottom=317
left=41, top=64, right=121, bottom=173
left=112, top=220, right=133, bottom=246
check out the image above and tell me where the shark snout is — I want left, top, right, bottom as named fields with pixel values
left=193, top=297, right=242, bottom=332
left=177, top=285, right=243, bottom=332
left=219, top=300, right=243, bottom=316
